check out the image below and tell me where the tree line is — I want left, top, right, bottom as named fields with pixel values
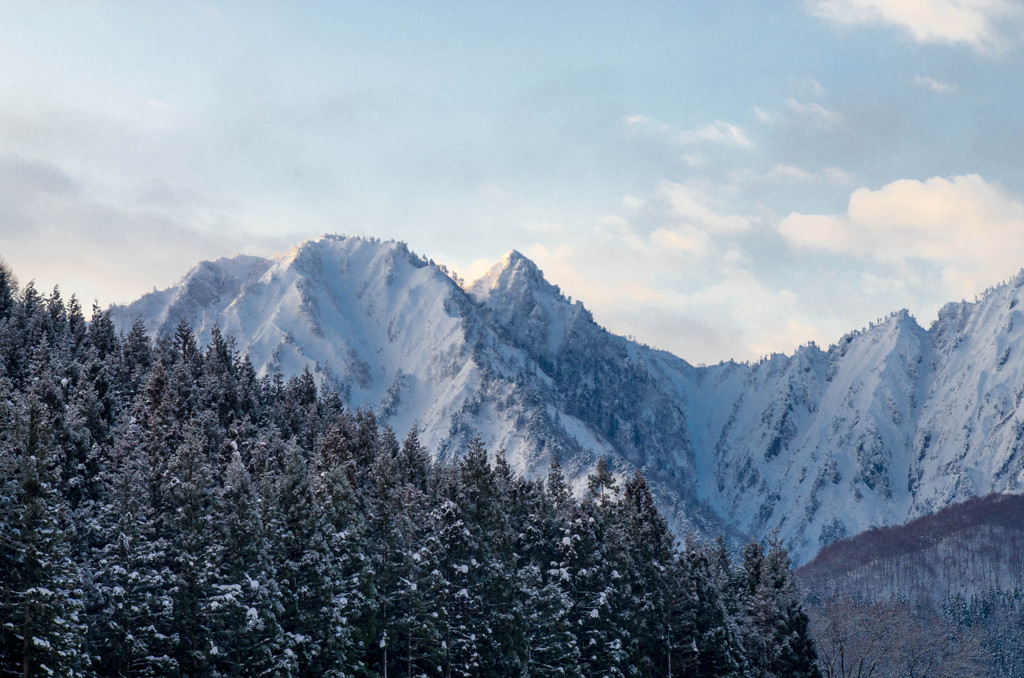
left=0, top=269, right=820, bottom=677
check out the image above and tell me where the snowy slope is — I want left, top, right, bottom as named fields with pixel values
left=112, top=235, right=1024, bottom=563
left=112, top=236, right=713, bottom=539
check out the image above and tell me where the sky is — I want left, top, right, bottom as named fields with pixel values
left=3, top=1, right=1024, bottom=364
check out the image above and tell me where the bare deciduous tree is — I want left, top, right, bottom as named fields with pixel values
left=809, top=596, right=987, bottom=678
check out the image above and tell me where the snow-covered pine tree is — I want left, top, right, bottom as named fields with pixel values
left=431, top=481, right=481, bottom=678
left=564, top=497, right=630, bottom=678
left=456, top=437, right=523, bottom=676
left=314, top=425, right=371, bottom=674
left=89, top=420, right=177, bottom=677
left=208, top=448, right=292, bottom=677
left=674, top=537, right=743, bottom=677
left=270, top=441, right=351, bottom=676
left=619, top=470, right=674, bottom=677
left=163, top=423, right=219, bottom=675
left=0, top=388, right=86, bottom=677
left=519, top=563, right=582, bottom=678
left=758, top=532, right=821, bottom=678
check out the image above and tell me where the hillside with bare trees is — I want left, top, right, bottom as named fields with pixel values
left=798, top=493, right=1024, bottom=676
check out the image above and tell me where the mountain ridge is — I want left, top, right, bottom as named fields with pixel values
left=111, top=234, right=1024, bottom=564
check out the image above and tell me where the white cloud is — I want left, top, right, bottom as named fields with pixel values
left=683, top=153, right=707, bottom=167
left=822, top=166, right=858, bottom=185
left=786, top=98, right=846, bottom=130
left=809, top=0, right=1024, bottom=52
left=650, top=228, right=704, bottom=252
left=779, top=174, right=1024, bottom=298
left=733, top=164, right=857, bottom=186
left=754, top=100, right=845, bottom=130
left=597, top=215, right=647, bottom=251
left=913, top=75, right=958, bottom=93
left=675, top=120, right=754, bottom=148
left=455, top=256, right=499, bottom=283
left=754, top=106, right=777, bottom=125
left=625, top=114, right=754, bottom=149
left=623, top=113, right=665, bottom=130
left=0, top=154, right=291, bottom=307
left=766, top=164, right=819, bottom=182
left=798, top=76, right=826, bottom=98
left=659, top=182, right=751, bottom=233
left=497, top=180, right=830, bottom=363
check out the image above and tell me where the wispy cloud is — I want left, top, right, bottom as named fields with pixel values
left=797, top=76, right=826, bottom=98
left=754, top=100, right=845, bottom=130
left=913, top=75, right=958, bottom=93
left=809, top=0, right=1024, bottom=53
left=484, top=181, right=832, bottom=363
left=676, top=120, right=754, bottom=148
left=625, top=114, right=754, bottom=149
left=736, top=164, right=856, bottom=185
left=786, top=99, right=846, bottom=129
left=658, top=182, right=752, bottom=233
left=0, top=154, right=295, bottom=306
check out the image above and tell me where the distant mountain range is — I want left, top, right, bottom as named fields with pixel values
left=112, top=234, right=1024, bottom=564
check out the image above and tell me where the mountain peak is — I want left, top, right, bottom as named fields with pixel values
left=502, top=248, right=529, bottom=266
left=470, top=249, right=555, bottom=303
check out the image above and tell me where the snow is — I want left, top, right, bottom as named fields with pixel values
left=111, top=234, right=1024, bottom=564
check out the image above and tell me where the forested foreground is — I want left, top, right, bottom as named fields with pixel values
left=0, top=272, right=820, bottom=677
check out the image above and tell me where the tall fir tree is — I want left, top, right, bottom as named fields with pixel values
left=0, top=389, right=86, bottom=677
left=89, top=420, right=177, bottom=677
left=209, top=449, right=292, bottom=677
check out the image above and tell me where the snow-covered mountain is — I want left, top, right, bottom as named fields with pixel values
left=111, top=234, right=1024, bottom=563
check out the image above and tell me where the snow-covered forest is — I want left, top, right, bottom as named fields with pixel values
left=0, top=269, right=821, bottom=676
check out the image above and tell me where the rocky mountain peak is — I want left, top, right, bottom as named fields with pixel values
left=111, top=236, right=1024, bottom=564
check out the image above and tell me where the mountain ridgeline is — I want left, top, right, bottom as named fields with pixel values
left=112, top=234, right=1024, bottom=563
left=0, top=268, right=820, bottom=677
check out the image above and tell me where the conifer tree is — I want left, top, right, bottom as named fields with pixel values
left=0, top=390, right=86, bottom=677
left=564, top=498, right=629, bottom=678
left=0, top=258, right=16, bottom=323
left=163, top=424, right=218, bottom=675
left=586, top=456, right=618, bottom=506
left=675, top=538, right=743, bottom=677
left=90, top=421, right=176, bottom=676
left=271, top=442, right=352, bottom=675
left=117, top=317, right=153, bottom=402
left=431, top=492, right=481, bottom=678
left=520, top=563, right=582, bottom=678
left=620, top=471, right=674, bottom=677
left=457, top=437, right=524, bottom=676
left=209, top=449, right=292, bottom=677
left=757, top=533, right=821, bottom=678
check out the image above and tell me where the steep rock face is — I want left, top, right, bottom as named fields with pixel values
left=113, top=235, right=1024, bottom=563
left=703, top=312, right=929, bottom=559
left=112, top=237, right=713, bottom=537
left=471, top=253, right=696, bottom=485
left=912, top=276, right=1024, bottom=516
left=468, top=251, right=708, bottom=532
left=117, top=237, right=478, bottom=451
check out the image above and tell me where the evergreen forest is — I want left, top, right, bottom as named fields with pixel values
left=0, top=270, right=821, bottom=676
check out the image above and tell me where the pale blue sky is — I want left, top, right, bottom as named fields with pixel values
left=3, top=1, right=1024, bottom=362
